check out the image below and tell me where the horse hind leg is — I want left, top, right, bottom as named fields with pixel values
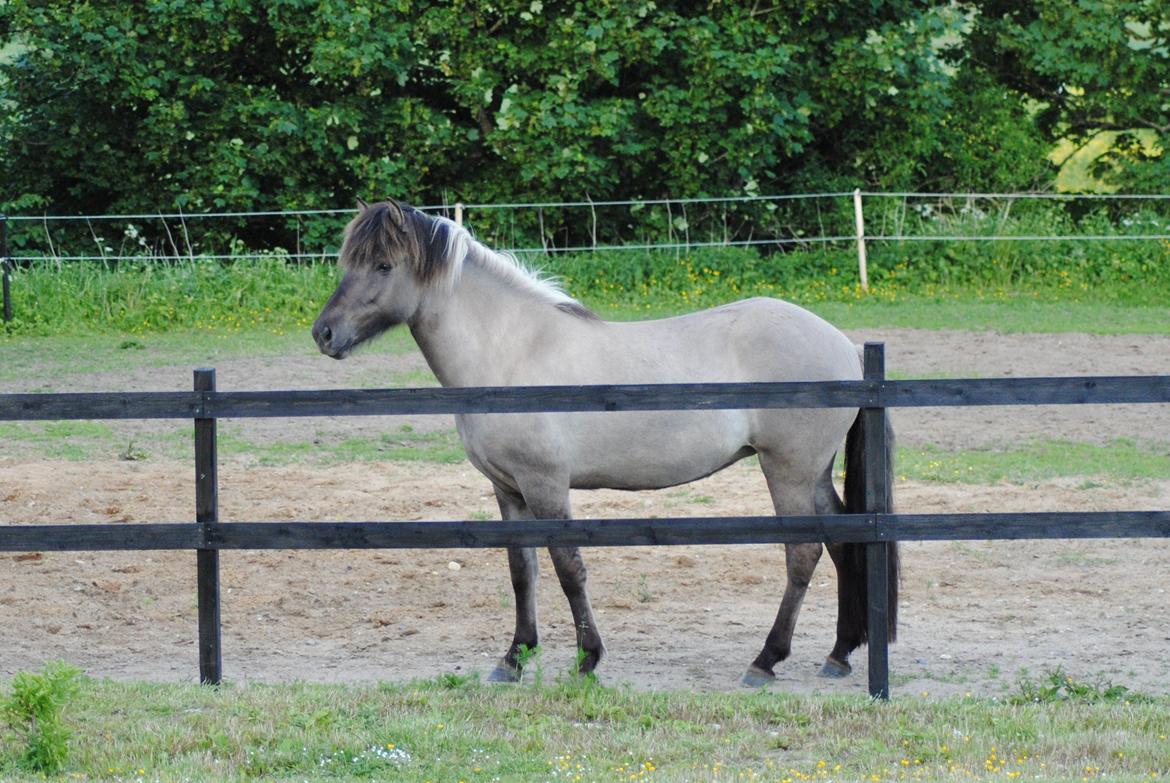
left=819, top=467, right=865, bottom=678
left=743, top=452, right=823, bottom=687
left=487, top=488, right=541, bottom=683
left=820, top=540, right=864, bottom=678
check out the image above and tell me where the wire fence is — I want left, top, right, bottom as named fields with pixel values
left=2, top=190, right=1169, bottom=262
left=7, top=189, right=1170, bottom=224
left=3, top=189, right=1169, bottom=322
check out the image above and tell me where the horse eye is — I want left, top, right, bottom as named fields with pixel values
left=376, top=263, right=392, bottom=275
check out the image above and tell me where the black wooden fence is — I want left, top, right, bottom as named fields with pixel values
left=2, top=343, right=1169, bottom=699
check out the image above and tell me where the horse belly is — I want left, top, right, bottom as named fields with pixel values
left=565, top=410, right=752, bottom=490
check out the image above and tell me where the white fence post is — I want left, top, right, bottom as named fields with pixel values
left=854, top=188, right=868, bottom=292
left=454, top=203, right=464, bottom=227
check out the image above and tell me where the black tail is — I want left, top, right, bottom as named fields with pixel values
left=837, top=410, right=899, bottom=649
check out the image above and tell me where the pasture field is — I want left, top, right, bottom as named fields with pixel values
left=3, top=293, right=1170, bottom=781
left=0, top=674, right=1167, bottom=782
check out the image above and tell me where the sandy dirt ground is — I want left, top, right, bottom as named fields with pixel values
left=2, top=327, right=1169, bottom=698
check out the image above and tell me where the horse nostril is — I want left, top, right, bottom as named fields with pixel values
left=313, top=322, right=332, bottom=347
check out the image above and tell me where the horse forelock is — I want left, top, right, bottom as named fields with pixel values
left=339, top=202, right=465, bottom=290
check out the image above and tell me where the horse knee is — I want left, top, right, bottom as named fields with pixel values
left=549, top=547, right=589, bottom=595
left=785, top=542, right=823, bottom=588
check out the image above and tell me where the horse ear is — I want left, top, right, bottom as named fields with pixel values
left=385, top=198, right=407, bottom=229
left=356, top=197, right=369, bottom=211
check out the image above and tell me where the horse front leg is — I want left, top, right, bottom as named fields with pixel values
left=487, top=488, right=540, bottom=683
left=548, top=545, right=605, bottom=675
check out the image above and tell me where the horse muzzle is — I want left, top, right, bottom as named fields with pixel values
left=311, top=318, right=353, bottom=359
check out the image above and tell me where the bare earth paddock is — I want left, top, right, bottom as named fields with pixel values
left=2, top=328, right=1169, bottom=697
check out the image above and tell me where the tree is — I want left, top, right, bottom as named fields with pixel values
left=961, top=0, right=1169, bottom=191
left=1, top=1, right=1055, bottom=247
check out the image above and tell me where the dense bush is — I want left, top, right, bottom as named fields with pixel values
left=2, top=2, right=1166, bottom=252
left=1, top=0, right=1066, bottom=252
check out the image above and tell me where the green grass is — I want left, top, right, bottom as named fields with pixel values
left=0, top=421, right=466, bottom=465
left=221, top=425, right=466, bottom=465
left=4, top=231, right=1170, bottom=338
left=0, top=327, right=417, bottom=387
left=0, top=421, right=123, bottom=460
left=0, top=674, right=1165, bottom=782
left=806, top=297, right=1170, bottom=335
left=897, top=438, right=1170, bottom=484
left=6, top=416, right=1168, bottom=489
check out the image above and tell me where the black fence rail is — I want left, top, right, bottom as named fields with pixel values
left=2, top=344, right=1169, bottom=700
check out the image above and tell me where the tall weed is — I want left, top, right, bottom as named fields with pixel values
left=2, top=660, right=83, bottom=774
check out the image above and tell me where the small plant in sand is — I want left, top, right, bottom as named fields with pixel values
left=516, top=644, right=543, bottom=686
left=636, top=574, right=654, bottom=603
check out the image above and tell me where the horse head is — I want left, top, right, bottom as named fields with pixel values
left=312, top=199, right=463, bottom=358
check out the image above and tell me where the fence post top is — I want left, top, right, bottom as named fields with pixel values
left=194, top=368, right=217, bottom=391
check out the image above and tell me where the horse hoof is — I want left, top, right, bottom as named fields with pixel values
left=487, top=663, right=522, bottom=683
left=817, top=658, right=852, bottom=678
left=575, top=647, right=604, bottom=676
left=741, top=665, right=776, bottom=688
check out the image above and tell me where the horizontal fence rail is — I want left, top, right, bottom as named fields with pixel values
left=3, top=376, right=1170, bottom=421
left=1, top=344, right=1168, bottom=698
left=4, top=512, right=1170, bottom=554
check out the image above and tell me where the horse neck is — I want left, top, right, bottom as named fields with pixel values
left=409, top=262, right=563, bottom=387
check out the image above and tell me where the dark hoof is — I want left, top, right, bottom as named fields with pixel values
left=575, top=647, right=604, bottom=676
left=487, top=661, right=522, bottom=683
left=741, top=665, right=776, bottom=688
left=818, top=657, right=852, bottom=678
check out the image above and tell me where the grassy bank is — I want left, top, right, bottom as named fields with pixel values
left=3, top=235, right=1170, bottom=337
left=0, top=672, right=1166, bottom=782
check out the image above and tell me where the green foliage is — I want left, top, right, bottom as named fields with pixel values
left=1, top=0, right=1017, bottom=251
left=1011, top=667, right=1151, bottom=705
left=4, top=199, right=1170, bottom=338
left=1, top=254, right=339, bottom=336
left=2, top=0, right=1165, bottom=260
left=961, top=0, right=1169, bottom=190
left=2, top=661, right=83, bottom=774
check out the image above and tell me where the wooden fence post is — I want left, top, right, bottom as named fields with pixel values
left=854, top=189, right=869, bottom=293
left=194, top=368, right=222, bottom=685
left=454, top=203, right=464, bottom=227
left=1, top=214, right=12, bottom=323
left=862, top=342, right=891, bottom=699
